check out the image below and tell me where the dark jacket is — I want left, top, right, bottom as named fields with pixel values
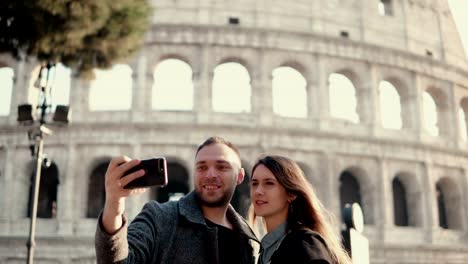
left=95, top=191, right=259, bottom=264
left=269, top=226, right=334, bottom=264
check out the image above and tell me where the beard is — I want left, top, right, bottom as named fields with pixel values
left=194, top=184, right=236, bottom=208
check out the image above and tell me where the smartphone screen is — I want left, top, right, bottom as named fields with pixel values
left=122, top=157, right=168, bottom=189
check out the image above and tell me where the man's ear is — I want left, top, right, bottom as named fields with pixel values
left=237, top=167, right=245, bottom=185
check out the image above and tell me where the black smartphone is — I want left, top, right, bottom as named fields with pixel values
left=122, top=157, right=168, bottom=189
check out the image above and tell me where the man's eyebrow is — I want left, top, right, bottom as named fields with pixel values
left=195, top=160, right=239, bottom=166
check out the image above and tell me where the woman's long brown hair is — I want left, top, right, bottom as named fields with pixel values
left=250, top=155, right=351, bottom=264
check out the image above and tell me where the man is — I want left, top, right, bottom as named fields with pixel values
left=95, top=136, right=259, bottom=263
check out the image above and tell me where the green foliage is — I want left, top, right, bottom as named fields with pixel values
left=0, top=0, right=152, bottom=78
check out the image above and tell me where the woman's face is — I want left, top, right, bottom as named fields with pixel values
left=251, top=164, right=292, bottom=225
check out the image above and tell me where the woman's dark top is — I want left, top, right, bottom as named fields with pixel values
left=268, top=226, right=335, bottom=264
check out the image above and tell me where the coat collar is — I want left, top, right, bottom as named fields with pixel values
left=178, top=191, right=259, bottom=242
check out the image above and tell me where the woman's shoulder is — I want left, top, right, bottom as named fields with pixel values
left=289, top=226, right=328, bottom=247
left=272, top=226, right=334, bottom=264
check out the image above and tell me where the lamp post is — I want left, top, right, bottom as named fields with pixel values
left=17, top=63, right=71, bottom=264
left=342, top=203, right=369, bottom=264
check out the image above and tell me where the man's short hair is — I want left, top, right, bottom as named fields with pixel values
left=195, top=136, right=241, bottom=162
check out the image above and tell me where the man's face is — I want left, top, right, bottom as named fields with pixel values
left=194, top=143, right=244, bottom=208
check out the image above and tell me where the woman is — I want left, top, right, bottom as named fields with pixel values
left=249, top=155, right=351, bottom=264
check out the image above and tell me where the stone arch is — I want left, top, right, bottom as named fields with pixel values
left=379, top=79, right=404, bottom=130
left=435, top=177, right=463, bottom=230
left=51, top=63, right=72, bottom=109
left=278, top=60, right=309, bottom=76
left=392, top=177, right=408, bottom=226
left=153, top=157, right=190, bottom=203
left=296, top=161, right=317, bottom=188
left=335, top=69, right=361, bottom=85
left=86, top=158, right=111, bottom=218
left=158, top=54, right=192, bottom=66
left=378, top=0, right=394, bottom=16
left=296, top=160, right=327, bottom=203
left=152, top=58, right=194, bottom=111
left=27, top=161, right=60, bottom=219
left=383, top=76, right=410, bottom=100
left=393, top=172, right=423, bottom=227
left=272, top=66, right=307, bottom=118
left=0, top=66, right=14, bottom=116
left=458, top=97, right=468, bottom=141
left=212, top=60, right=252, bottom=113
left=217, top=56, right=254, bottom=76
left=424, top=86, right=450, bottom=137
left=27, top=64, right=42, bottom=108
left=328, top=69, right=361, bottom=123
left=89, top=64, right=133, bottom=111
left=339, top=166, right=374, bottom=225
left=149, top=49, right=198, bottom=77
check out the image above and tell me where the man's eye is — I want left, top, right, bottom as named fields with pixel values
left=251, top=182, right=258, bottom=186
left=218, top=165, right=229, bottom=170
left=266, top=181, right=275, bottom=185
left=196, top=166, right=206, bottom=171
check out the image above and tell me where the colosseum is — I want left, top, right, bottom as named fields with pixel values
left=1, top=0, right=468, bottom=263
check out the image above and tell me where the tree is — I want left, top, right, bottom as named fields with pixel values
left=0, top=0, right=152, bottom=78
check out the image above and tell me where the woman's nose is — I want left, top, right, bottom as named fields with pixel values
left=254, top=185, right=264, bottom=195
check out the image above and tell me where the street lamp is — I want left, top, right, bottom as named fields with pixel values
left=17, top=62, right=71, bottom=264
left=342, top=203, right=369, bottom=264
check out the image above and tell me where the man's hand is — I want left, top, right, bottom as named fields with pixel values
left=101, top=156, right=147, bottom=234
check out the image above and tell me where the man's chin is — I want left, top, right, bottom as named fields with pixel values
left=195, top=191, right=231, bottom=208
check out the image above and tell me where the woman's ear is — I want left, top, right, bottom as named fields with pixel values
left=288, top=194, right=297, bottom=203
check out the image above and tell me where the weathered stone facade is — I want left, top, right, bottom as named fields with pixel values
left=1, top=0, right=468, bottom=263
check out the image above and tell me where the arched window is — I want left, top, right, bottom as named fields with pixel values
left=153, top=161, right=189, bottom=203
left=231, top=161, right=251, bottom=218
left=28, top=162, right=59, bottom=218
left=339, top=171, right=363, bottom=220
left=87, top=161, right=109, bottom=218
left=51, top=63, right=71, bottom=110
left=89, top=64, right=133, bottom=111
left=212, top=62, right=251, bottom=113
left=458, top=98, right=468, bottom=142
left=0, top=67, right=14, bottom=116
left=379, top=80, right=402, bottom=130
left=378, top=0, right=393, bottom=16
left=329, top=73, right=359, bottom=123
left=436, top=178, right=463, bottom=230
left=436, top=182, right=448, bottom=229
left=296, top=161, right=316, bottom=186
left=392, top=177, right=409, bottom=226
left=422, top=91, right=439, bottom=136
left=272, top=67, right=307, bottom=118
left=152, top=59, right=194, bottom=111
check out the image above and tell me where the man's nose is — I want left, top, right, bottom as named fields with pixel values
left=206, top=167, right=218, bottom=178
